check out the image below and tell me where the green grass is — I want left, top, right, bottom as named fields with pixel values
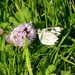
left=0, top=0, right=75, bottom=75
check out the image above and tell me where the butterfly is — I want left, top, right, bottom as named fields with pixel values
left=37, top=27, right=63, bottom=45
left=0, top=27, right=4, bottom=35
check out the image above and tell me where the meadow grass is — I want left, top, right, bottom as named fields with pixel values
left=0, top=0, right=75, bottom=75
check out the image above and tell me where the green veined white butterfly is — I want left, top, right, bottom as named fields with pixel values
left=37, top=27, right=63, bottom=45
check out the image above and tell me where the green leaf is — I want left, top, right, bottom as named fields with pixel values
left=45, top=65, right=56, bottom=75
left=61, top=70, right=71, bottom=75
left=36, top=71, right=42, bottom=75
left=13, top=6, right=32, bottom=23
left=9, top=16, right=19, bottom=26
left=0, top=62, right=7, bottom=74
left=50, top=73, right=56, bottom=75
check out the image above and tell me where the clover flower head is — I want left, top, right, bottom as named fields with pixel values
left=6, top=21, right=36, bottom=47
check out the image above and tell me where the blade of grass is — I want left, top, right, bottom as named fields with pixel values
left=24, top=39, right=33, bottom=75
left=60, top=57, right=75, bottom=66
left=43, top=0, right=47, bottom=28
left=53, top=29, right=70, bottom=64
left=25, top=47, right=33, bottom=75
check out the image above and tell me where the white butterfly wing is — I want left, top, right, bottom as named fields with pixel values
left=50, top=29, right=61, bottom=36
left=41, top=32, right=58, bottom=45
left=50, top=27, right=63, bottom=36
left=38, top=29, right=58, bottom=45
left=53, top=27, right=63, bottom=32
